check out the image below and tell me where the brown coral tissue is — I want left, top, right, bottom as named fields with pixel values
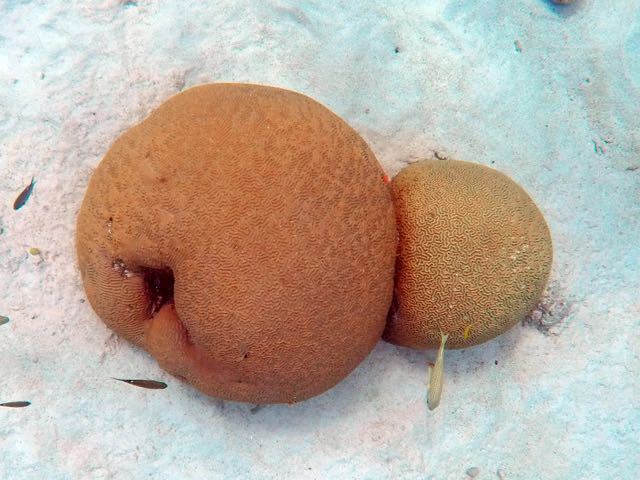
left=384, top=159, right=552, bottom=349
left=76, top=83, right=397, bottom=404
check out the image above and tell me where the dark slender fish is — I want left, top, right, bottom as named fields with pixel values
left=112, top=378, right=167, bottom=389
left=13, top=177, right=36, bottom=210
left=0, top=401, right=31, bottom=408
left=0, top=315, right=9, bottom=326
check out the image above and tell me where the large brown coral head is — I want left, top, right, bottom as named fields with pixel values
left=76, top=83, right=397, bottom=403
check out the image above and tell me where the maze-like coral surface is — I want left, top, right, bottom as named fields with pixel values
left=76, top=83, right=397, bottom=403
left=384, top=159, right=552, bottom=349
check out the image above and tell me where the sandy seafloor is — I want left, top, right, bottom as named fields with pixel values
left=0, top=1, right=639, bottom=479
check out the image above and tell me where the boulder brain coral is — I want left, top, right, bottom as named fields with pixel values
left=384, top=159, right=552, bottom=349
left=76, top=83, right=397, bottom=404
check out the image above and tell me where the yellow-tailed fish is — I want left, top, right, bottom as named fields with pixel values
left=427, top=331, right=448, bottom=411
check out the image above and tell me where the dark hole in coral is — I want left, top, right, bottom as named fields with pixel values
left=141, top=266, right=175, bottom=317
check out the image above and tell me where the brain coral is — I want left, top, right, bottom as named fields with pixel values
left=384, top=159, right=552, bottom=349
left=76, top=83, right=397, bottom=404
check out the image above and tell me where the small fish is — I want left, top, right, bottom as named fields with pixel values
left=13, top=177, right=36, bottom=210
left=0, top=315, right=9, bottom=326
left=112, top=378, right=167, bottom=389
left=0, top=401, right=31, bottom=408
left=463, top=321, right=478, bottom=340
left=514, top=39, right=523, bottom=53
left=427, top=331, right=448, bottom=411
left=27, top=247, right=41, bottom=256
left=466, top=466, right=480, bottom=478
